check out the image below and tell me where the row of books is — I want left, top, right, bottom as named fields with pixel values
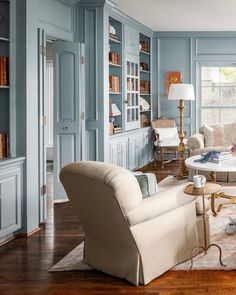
left=0, top=56, right=9, bottom=86
left=0, top=133, right=9, bottom=159
left=201, top=151, right=232, bottom=163
left=109, top=76, right=120, bottom=93
left=109, top=52, right=120, bottom=65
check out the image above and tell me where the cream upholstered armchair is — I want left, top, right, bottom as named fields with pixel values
left=60, top=161, right=209, bottom=286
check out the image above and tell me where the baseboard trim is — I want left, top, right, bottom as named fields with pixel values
left=15, top=227, right=42, bottom=238
left=0, top=234, right=15, bottom=246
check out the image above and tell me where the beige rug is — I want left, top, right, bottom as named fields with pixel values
left=50, top=176, right=236, bottom=272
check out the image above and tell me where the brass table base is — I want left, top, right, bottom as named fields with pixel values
left=184, top=183, right=226, bottom=269
left=189, top=243, right=225, bottom=270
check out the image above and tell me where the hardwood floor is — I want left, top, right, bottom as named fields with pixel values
left=0, top=162, right=236, bottom=295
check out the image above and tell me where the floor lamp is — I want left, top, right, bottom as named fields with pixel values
left=168, top=83, right=195, bottom=179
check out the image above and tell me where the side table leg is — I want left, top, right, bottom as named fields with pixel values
left=160, top=149, right=164, bottom=169
left=207, top=244, right=226, bottom=266
left=211, top=192, right=218, bottom=216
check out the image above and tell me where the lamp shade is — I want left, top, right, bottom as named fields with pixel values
left=110, top=103, right=121, bottom=117
left=168, top=83, right=195, bottom=101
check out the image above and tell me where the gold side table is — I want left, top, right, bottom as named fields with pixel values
left=184, top=182, right=226, bottom=269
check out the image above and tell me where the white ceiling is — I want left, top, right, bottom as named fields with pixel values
left=112, top=0, right=236, bottom=31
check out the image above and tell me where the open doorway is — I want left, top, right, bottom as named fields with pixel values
left=39, top=34, right=85, bottom=224
left=45, top=40, right=54, bottom=201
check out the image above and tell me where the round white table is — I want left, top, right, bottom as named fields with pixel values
left=185, top=154, right=236, bottom=215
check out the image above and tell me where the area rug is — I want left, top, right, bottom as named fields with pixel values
left=50, top=176, right=236, bottom=272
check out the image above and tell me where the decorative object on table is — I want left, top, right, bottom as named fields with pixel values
left=193, top=175, right=206, bottom=188
left=109, top=103, right=121, bottom=129
left=168, top=83, right=195, bottom=179
left=140, top=96, right=150, bottom=111
left=194, top=150, right=220, bottom=163
left=165, top=71, right=181, bottom=95
left=195, top=151, right=232, bottom=164
left=184, top=182, right=225, bottom=269
left=109, top=122, right=114, bottom=135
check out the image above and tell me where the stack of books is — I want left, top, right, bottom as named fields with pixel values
left=113, top=127, right=122, bottom=134
left=201, top=151, right=232, bottom=163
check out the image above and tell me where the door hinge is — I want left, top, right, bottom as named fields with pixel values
left=80, top=112, right=85, bottom=120
left=41, top=184, right=47, bottom=196
left=41, top=46, right=46, bottom=56
left=41, top=115, right=47, bottom=126
left=80, top=56, right=85, bottom=64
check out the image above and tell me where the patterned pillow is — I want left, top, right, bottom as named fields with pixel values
left=133, top=172, right=158, bottom=198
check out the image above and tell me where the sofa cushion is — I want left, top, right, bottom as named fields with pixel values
left=223, top=122, right=236, bottom=146
left=202, top=122, right=214, bottom=147
left=213, top=126, right=224, bottom=146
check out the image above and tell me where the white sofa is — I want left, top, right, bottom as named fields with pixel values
left=187, top=122, right=236, bottom=181
left=60, top=161, right=209, bottom=285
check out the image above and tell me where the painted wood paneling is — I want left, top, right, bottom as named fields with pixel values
left=86, top=129, right=97, bottom=161
left=38, top=0, right=75, bottom=33
left=196, top=37, right=236, bottom=56
left=0, top=158, right=24, bottom=239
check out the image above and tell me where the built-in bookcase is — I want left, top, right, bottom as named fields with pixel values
left=109, top=17, right=123, bottom=133
left=0, top=0, right=10, bottom=158
left=139, top=33, right=151, bottom=127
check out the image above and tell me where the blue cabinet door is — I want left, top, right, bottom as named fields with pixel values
left=0, top=160, right=23, bottom=240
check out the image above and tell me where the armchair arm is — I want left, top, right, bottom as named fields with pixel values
left=187, top=133, right=205, bottom=151
left=126, top=183, right=195, bottom=226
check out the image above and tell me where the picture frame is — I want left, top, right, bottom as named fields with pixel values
left=165, top=72, right=181, bottom=95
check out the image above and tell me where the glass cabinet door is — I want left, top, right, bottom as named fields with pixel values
left=124, top=55, right=140, bottom=131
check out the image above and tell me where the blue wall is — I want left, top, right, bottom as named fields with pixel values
left=155, top=32, right=236, bottom=136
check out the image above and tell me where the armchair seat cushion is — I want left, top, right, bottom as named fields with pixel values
left=126, top=183, right=195, bottom=226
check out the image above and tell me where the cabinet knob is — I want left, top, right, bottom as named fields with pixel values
left=62, top=126, right=68, bottom=130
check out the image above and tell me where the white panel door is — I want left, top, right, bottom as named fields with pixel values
left=53, top=41, right=84, bottom=199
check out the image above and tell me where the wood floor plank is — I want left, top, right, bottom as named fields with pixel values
left=0, top=162, right=235, bottom=295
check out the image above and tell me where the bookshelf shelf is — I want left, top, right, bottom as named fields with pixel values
left=109, top=92, right=122, bottom=95
left=109, top=37, right=122, bottom=44
left=140, top=69, right=150, bottom=74
left=140, top=50, right=150, bottom=55
left=140, top=93, right=150, bottom=96
left=0, top=37, right=10, bottom=42
left=0, top=85, right=9, bottom=89
left=140, top=109, right=151, bottom=113
left=109, top=62, right=121, bottom=68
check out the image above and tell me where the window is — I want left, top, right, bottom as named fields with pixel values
left=201, top=66, right=236, bottom=125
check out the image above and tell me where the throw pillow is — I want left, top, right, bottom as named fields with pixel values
left=202, top=122, right=214, bottom=147
left=133, top=172, right=158, bottom=198
left=213, top=126, right=224, bottom=146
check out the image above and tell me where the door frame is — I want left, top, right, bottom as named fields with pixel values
left=38, top=28, right=85, bottom=223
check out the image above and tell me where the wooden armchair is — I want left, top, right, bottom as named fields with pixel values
left=151, top=118, right=179, bottom=168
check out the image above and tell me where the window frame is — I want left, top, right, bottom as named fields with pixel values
left=198, top=62, right=236, bottom=127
